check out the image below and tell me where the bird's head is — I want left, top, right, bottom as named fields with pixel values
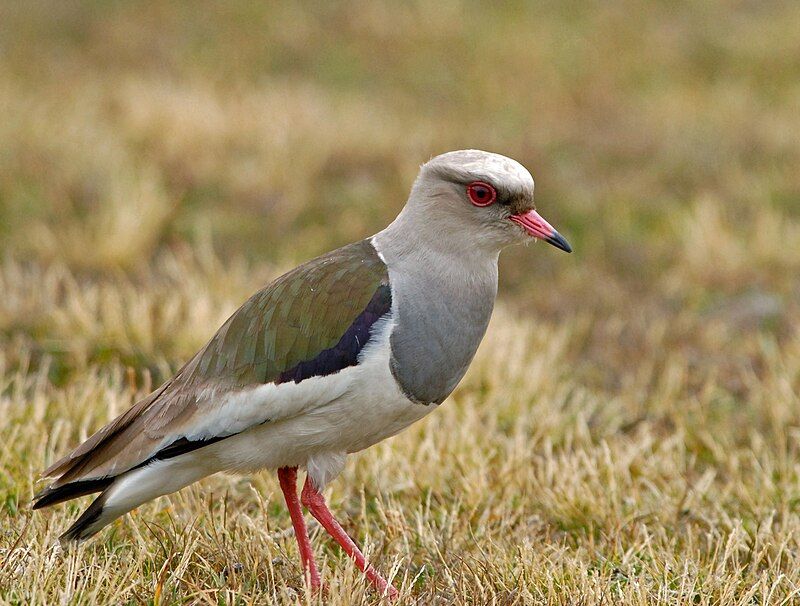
left=407, top=150, right=572, bottom=254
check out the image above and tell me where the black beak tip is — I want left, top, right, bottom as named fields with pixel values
left=546, top=232, right=573, bottom=253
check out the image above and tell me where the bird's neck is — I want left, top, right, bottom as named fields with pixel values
left=372, top=203, right=501, bottom=273
left=370, top=204, right=499, bottom=405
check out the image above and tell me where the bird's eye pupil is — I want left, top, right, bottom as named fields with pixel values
left=467, top=181, right=496, bottom=206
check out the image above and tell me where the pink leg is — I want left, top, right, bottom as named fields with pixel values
left=301, top=476, right=399, bottom=600
left=277, top=467, right=321, bottom=591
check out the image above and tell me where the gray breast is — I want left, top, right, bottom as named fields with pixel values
left=387, top=264, right=497, bottom=405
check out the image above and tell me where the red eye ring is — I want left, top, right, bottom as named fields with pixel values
left=467, top=181, right=496, bottom=207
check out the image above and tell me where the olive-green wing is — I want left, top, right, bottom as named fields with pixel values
left=40, top=239, right=391, bottom=487
left=191, top=239, right=390, bottom=387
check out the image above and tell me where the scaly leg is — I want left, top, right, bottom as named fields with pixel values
left=277, top=467, right=321, bottom=591
left=301, top=475, right=399, bottom=599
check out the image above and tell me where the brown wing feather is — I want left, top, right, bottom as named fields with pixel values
left=40, top=240, right=389, bottom=489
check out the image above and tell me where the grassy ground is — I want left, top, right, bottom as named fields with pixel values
left=1, top=1, right=800, bottom=604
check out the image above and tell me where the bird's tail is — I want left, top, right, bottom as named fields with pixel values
left=34, top=455, right=215, bottom=543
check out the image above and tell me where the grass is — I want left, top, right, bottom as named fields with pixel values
left=1, top=1, right=799, bottom=603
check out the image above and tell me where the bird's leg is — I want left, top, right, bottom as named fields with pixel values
left=277, top=467, right=321, bottom=592
left=300, top=475, right=399, bottom=600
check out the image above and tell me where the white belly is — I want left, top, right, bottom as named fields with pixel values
left=204, top=316, right=434, bottom=487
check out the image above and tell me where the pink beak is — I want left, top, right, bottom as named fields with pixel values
left=509, top=209, right=572, bottom=253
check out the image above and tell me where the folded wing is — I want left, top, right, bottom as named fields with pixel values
left=36, top=239, right=391, bottom=503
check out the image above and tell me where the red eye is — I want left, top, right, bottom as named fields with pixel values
left=467, top=181, right=496, bottom=207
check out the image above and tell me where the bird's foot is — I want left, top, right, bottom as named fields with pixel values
left=300, top=477, right=399, bottom=600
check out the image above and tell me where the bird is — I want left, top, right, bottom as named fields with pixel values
left=32, top=149, right=571, bottom=599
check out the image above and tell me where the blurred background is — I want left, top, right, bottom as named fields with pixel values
left=2, top=1, right=799, bottom=335
left=1, top=2, right=800, bottom=602
left=2, top=1, right=799, bottom=348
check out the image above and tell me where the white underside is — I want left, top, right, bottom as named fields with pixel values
left=101, top=315, right=432, bottom=516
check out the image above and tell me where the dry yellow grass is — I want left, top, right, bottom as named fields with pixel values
left=1, top=2, right=800, bottom=604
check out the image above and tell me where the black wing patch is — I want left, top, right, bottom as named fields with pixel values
left=150, top=435, right=230, bottom=461
left=277, top=284, right=392, bottom=384
left=32, top=477, right=114, bottom=510
left=106, top=284, right=392, bottom=474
